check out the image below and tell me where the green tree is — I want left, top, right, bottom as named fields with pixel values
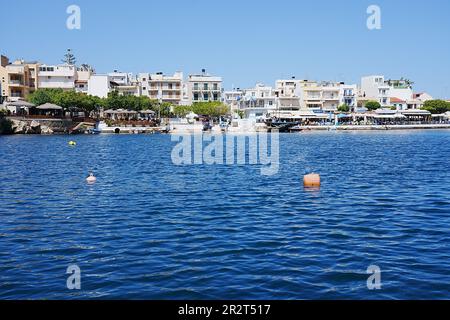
left=235, top=110, right=245, bottom=119
left=365, top=100, right=381, bottom=111
left=191, top=101, right=229, bottom=117
left=173, top=105, right=192, bottom=117
left=62, top=48, right=76, bottom=65
left=422, top=100, right=450, bottom=114
left=28, top=88, right=64, bottom=105
left=337, top=104, right=350, bottom=112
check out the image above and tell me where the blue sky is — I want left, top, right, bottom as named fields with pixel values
left=1, top=0, right=450, bottom=97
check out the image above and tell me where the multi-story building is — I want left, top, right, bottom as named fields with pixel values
left=385, top=78, right=414, bottom=103
left=0, top=56, right=39, bottom=102
left=223, top=89, right=243, bottom=113
left=320, top=82, right=342, bottom=111
left=238, top=83, right=277, bottom=118
left=185, top=70, right=222, bottom=105
left=340, top=84, right=358, bottom=111
left=75, top=67, right=93, bottom=94
left=274, top=79, right=305, bottom=112
left=139, top=72, right=183, bottom=105
left=87, top=75, right=111, bottom=98
left=360, top=75, right=391, bottom=107
left=107, top=71, right=139, bottom=96
left=275, top=78, right=304, bottom=98
left=38, top=64, right=77, bottom=89
left=87, top=72, right=139, bottom=98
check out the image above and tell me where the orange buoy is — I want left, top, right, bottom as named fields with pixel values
left=304, top=173, right=321, bottom=188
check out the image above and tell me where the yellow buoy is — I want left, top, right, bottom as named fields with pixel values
left=304, top=173, right=321, bottom=188
left=69, top=141, right=77, bottom=146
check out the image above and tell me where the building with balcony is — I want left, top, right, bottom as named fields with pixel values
left=75, top=68, right=94, bottom=94
left=0, top=57, right=40, bottom=102
left=139, top=72, right=183, bottom=105
left=340, top=84, right=358, bottom=111
left=87, top=72, right=139, bottom=99
left=238, top=83, right=277, bottom=118
left=38, top=64, right=77, bottom=90
left=185, top=70, right=222, bottom=105
left=223, top=89, right=243, bottom=113
left=107, top=71, right=139, bottom=96
left=361, top=75, right=391, bottom=107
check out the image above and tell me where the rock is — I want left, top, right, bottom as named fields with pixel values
left=30, top=120, right=41, bottom=129
left=30, top=120, right=39, bottom=128
left=40, top=125, right=53, bottom=135
left=11, top=119, right=27, bottom=134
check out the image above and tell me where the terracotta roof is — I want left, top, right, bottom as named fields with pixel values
left=390, top=97, right=406, bottom=103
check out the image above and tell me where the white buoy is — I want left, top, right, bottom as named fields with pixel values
left=86, top=173, right=97, bottom=183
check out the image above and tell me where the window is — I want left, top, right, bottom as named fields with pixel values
left=204, top=83, right=208, bottom=90
left=213, top=83, right=218, bottom=90
left=194, top=83, right=199, bottom=90
left=194, top=93, right=199, bottom=101
left=203, top=93, right=209, bottom=101
left=142, top=78, right=146, bottom=81
left=269, top=101, right=273, bottom=106
left=143, top=87, right=146, bottom=91
left=213, top=93, right=218, bottom=101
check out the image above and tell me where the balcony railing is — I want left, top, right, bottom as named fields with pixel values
left=9, top=80, right=24, bottom=85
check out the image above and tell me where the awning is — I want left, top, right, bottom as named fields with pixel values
left=7, top=100, right=36, bottom=108
left=400, top=110, right=431, bottom=116
left=36, top=103, right=63, bottom=110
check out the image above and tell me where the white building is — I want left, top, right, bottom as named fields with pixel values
left=385, top=79, right=414, bottom=103
left=87, top=75, right=111, bottom=98
left=185, top=70, right=222, bottom=105
left=107, top=71, right=133, bottom=86
left=108, top=71, right=139, bottom=96
left=239, top=83, right=277, bottom=118
left=320, top=82, right=341, bottom=111
left=38, top=64, right=77, bottom=89
left=75, top=69, right=93, bottom=94
left=139, top=72, right=183, bottom=105
left=361, top=75, right=391, bottom=107
left=340, top=84, right=358, bottom=111
left=223, top=89, right=243, bottom=113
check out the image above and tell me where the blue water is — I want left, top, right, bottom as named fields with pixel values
left=0, top=131, right=449, bottom=300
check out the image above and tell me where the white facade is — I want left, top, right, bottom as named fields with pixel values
left=139, top=72, right=183, bottom=105
left=413, top=92, right=433, bottom=102
left=107, top=71, right=133, bottom=86
left=340, top=84, right=358, bottom=110
left=275, top=79, right=303, bottom=98
left=223, top=90, right=243, bottom=113
left=75, top=69, right=92, bottom=94
left=186, top=71, right=222, bottom=105
left=38, top=64, right=76, bottom=89
left=320, top=82, right=341, bottom=111
left=87, top=75, right=111, bottom=98
left=361, top=75, right=391, bottom=107
left=239, top=83, right=277, bottom=118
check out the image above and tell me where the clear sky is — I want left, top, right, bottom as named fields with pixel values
left=1, top=0, right=450, bottom=98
